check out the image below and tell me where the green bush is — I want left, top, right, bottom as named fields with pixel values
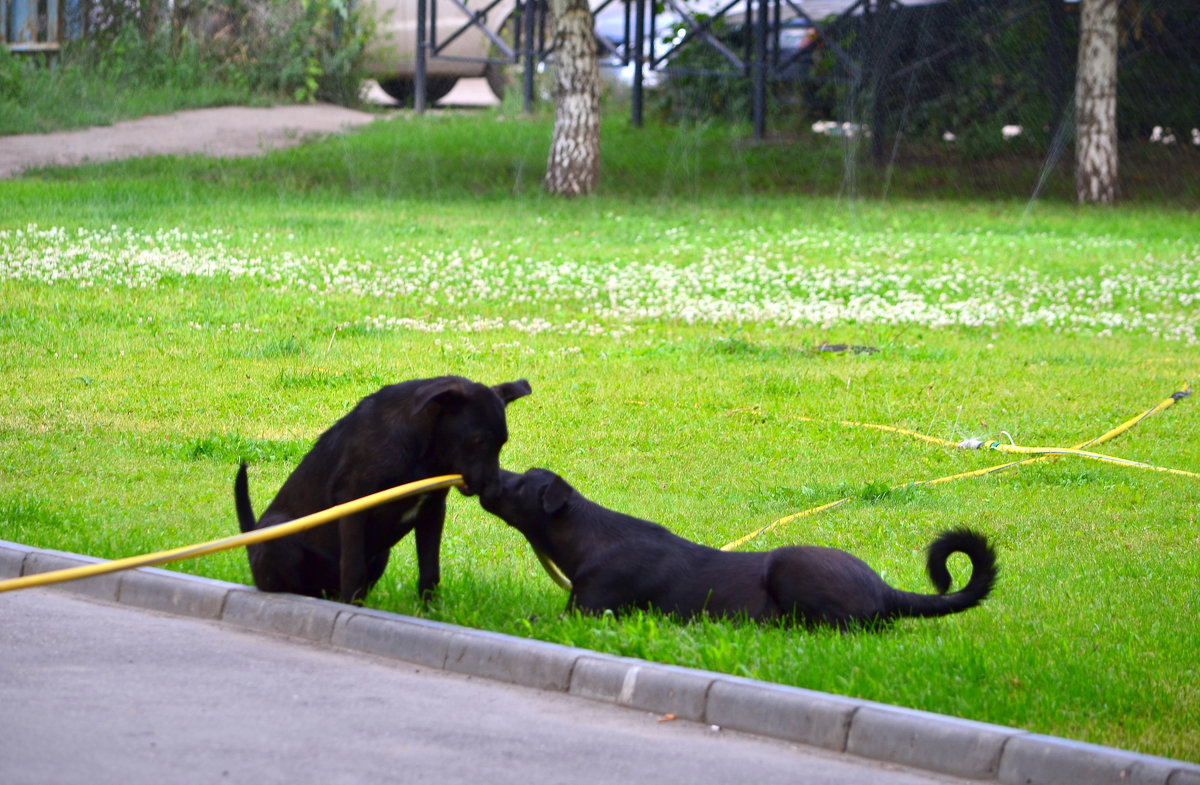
left=0, top=0, right=368, bottom=135
left=0, top=47, right=28, bottom=104
left=650, top=15, right=809, bottom=127
left=194, top=0, right=369, bottom=104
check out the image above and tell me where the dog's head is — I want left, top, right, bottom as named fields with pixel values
left=480, top=467, right=572, bottom=531
left=480, top=468, right=577, bottom=583
left=414, top=377, right=532, bottom=497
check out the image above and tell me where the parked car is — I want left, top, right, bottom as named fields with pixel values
left=360, top=0, right=837, bottom=104
left=592, top=0, right=821, bottom=89
left=363, top=0, right=517, bottom=103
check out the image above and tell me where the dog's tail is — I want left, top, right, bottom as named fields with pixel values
left=885, top=529, right=997, bottom=620
left=235, top=462, right=258, bottom=534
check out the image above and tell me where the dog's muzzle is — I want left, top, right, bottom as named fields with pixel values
left=459, top=472, right=497, bottom=498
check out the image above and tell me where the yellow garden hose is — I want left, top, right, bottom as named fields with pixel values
left=721, top=384, right=1193, bottom=551
left=0, top=474, right=466, bottom=593
left=533, top=549, right=572, bottom=590
left=958, top=441, right=1199, bottom=478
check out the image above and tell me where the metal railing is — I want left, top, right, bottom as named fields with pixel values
left=412, top=0, right=862, bottom=138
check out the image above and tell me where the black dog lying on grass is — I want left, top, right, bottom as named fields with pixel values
left=235, top=376, right=531, bottom=604
left=481, top=468, right=997, bottom=628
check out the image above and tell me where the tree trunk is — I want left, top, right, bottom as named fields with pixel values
left=1075, top=0, right=1119, bottom=205
left=543, top=0, right=601, bottom=197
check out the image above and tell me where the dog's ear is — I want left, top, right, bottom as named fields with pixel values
left=540, top=475, right=572, bottom=516
left=493, top=379, right=532, bottom=405
left=412, top=378, right=469, bottom=414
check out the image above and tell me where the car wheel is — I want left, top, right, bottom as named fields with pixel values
left=484, top=62, right=509, bottom=100
left=377, top=77, right=458, bottom=106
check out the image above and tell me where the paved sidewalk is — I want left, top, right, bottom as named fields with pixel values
left=2, top=541, right=1198, bottom=785
left=2, top=589, right=970, bottom=785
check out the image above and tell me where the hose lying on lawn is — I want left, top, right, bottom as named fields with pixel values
left=1, top=386, right=1190, bottom=593
left=720, top=384, right=1193, bottom=551
left=0, top=474, right=466, bottom=593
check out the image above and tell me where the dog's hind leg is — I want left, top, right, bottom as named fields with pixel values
left=412, top=491, right=448, bottom=599
left=562, top=563, right=643, bottom=616
left=364, top=549, right=392, bottom=596
left=338, top=515, right=371, bottom=604
left=763, top=547, right=890, bottom=628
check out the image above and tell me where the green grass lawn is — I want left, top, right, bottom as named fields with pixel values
left=2, top=111, right=1198, bottom=762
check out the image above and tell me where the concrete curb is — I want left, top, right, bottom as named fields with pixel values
left=4, top=539, right=1198, bottom=785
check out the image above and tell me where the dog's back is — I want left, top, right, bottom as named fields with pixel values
left=565, top=501, right=775, bottom=619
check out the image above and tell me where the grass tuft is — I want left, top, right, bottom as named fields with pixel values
left=177, top=434, right=311, bottom=465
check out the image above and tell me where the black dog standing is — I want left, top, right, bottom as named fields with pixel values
left=481, top=468, right=997, bottom=629
left=236, top=376, right=531, bottom=603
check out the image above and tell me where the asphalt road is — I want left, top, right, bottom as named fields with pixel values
left=1, top=588, right=976, bottom=785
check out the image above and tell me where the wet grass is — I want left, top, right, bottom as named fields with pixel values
left=1, top=113, right=1198, bottom=762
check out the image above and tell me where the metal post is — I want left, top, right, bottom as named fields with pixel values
left=752, top=0, right=767, bottom=140
left=415, top=0, right=429, bottom=112
left=632, top=0, right=645, bottom=127
left=771, top=0, right=780, bottom=71
left=523, top=0, right=536, bottom=114
left=47, top=0, right=60, bottom=49
left=1045, top=0, right=1069, bottom=141
left=869, top=0, right=887, bottom=166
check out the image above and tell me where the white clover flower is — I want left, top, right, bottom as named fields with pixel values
left=3, top=224, right=1198, bottom=347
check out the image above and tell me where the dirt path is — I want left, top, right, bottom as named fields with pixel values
left=0, top=104, right=379, bottom=178
left=0, top=79, right=501, bottom=179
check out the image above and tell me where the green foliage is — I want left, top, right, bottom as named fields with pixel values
left=0, top=47, right=28, bottom=105
left=895, top=4, right=1062, bottom=151
left=811, top=0, right=1200, bottom=155
left=652, top=16, right=752, bottom=123
left=0, top=28, right=249, bottom=134
left=650, top=15, right=808, bottom=128
left=213, top=0, right=369, bottom=105
left=0, top=0, right=368, bottom=135
left=647, top=0, right=1200, bottom=165
left=1116, top=3, right=1200, bottom=139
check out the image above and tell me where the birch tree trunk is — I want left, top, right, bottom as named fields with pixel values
left=1075, top=0, right=1119, bottom=204
left=543, top=0, right=601, bottom=197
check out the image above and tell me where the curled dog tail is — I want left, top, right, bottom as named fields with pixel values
left=235, top=462, right=258, bottom=533
left=887, top=529, right=998, bottom=620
